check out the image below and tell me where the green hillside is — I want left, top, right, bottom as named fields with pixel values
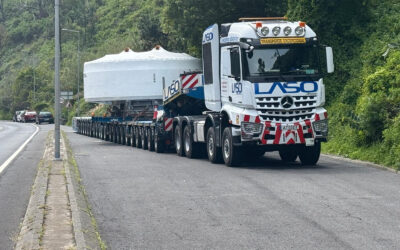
left=0, top=0, right=398, bottom=169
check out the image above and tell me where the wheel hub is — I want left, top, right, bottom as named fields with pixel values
left=223, top=139, right=230, bottom=159
left=208, top=137, right=214, bottom=156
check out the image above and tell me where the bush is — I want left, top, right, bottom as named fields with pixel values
left=382, top=115, right=400, bottom=169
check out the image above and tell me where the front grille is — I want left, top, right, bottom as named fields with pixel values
left=256, top=95, right=317, bottom=122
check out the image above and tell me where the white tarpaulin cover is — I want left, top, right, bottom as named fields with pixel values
left=84, top=46, right=201, bottom=102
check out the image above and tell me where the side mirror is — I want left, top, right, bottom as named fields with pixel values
left=239, top=42, right=254, bottom=53
left=326, top=47, right=334, bottom=73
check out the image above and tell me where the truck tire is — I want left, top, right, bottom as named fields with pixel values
left=175, top=125, right=184, bottom=156
left=183, top=125, right=198, bottom=158
left=206, top=127, right=222, bottom=163
left=141, top=128, right=148, bottom=150
left=154, top=129, right=164, bottom=153
left=298, top=142, right=321, bottom=166
left=135, top=127, right=142, bottom=148
left=147, top=128, right=154, bottom=151
left=222, top=127, right=242, bottom=166
left=279, top=149, right=298, bottom=162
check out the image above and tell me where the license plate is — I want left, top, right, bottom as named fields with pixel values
left=280, top=124, right=299, bottom=131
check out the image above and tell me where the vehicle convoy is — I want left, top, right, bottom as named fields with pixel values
left=36, top=111, right=54, bottom=124
left=21, top=111, right=37, bottom=123
left=13, top=110, right=24, bottom=122
left=74, top=17, right=334, bottom=166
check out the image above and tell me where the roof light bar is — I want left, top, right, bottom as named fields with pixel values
left=239, top=17, right=288, bottom=22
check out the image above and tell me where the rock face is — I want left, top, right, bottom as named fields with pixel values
left=84, top=46, right=201, bottom=103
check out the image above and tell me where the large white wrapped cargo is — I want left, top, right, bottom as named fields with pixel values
left=84, top=46, right=201, bottom=103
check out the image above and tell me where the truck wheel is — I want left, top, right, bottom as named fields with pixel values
left=175, top=125, right=184, bottom=156
left=222, top=127, right=242, bottom=166
left=135, top=127, right=142, bottom=148
left=154, top=129, right=164, bottom=153
left=141, top=128, right=148, bottom=150
left=206, top=127, right=222, bottom=163
left=298, top=142, right=321, bottom=166
left=183, top=125, right=198, bottom=158
left=147, top=128, right=154, bottom=151
left=279, top=149, right=298, bottom=162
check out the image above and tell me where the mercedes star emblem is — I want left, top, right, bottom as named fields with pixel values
left=281, top=96, right=294, bottom=109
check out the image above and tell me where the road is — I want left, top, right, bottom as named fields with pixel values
left=0, top=121, right=50, bottom=249
left=64, top=126, right=400, bottom=250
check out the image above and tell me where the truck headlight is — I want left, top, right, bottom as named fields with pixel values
left=313, top=120, right=328, bottom=133
left=241, top=122, right=263, bottom=138
left=260, top=27, right=269, bottom=36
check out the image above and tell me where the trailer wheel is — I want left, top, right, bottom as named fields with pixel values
left=175, top=125, right=184, bottom=156
left=105, top=125, right=109, bottom=141
left=126, top=126, right=131, bottom=146
left=95, top=124, right=99, bottom=138
left=299, top=142, right=320, bottom=165
left=121, top=126, right=126, bottom=145
left=279, top=149, right=298, bottom=162
left=112, top=125, right=117, bottom=143
left=147, top=128, right=154, bottom=151
left=92, top=123, right=95, bottom=137
left=135, top=127, right=142, bottom=148
left=206, top=127, right=222, bottom=163
left=154, top=128, right=164, bottom=153
left=141, top=128, right=148, bottom=150
left=131, top=127, right=136, bottom=147
left=101, top=125, right=105, bottom=140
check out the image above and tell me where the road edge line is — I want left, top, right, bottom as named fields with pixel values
left=0, top=124, right=39, bottom=175
left=15, top=131, right=52, bottom=250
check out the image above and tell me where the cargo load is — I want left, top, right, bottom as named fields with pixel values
left=84, top=46, right=201, bottom=102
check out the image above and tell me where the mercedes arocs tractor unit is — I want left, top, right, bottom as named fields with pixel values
left=74, top=17, right=334, bottom=166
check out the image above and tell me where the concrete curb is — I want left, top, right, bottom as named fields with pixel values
left=15, top=134, right=51, bottom=250
left=15, top=130, right=101, bottom=250
left=62, top=130, right=106, bottom=249
left=62, top=134, right=86, bottom=250
left=322, top=153, right=399, bottom=174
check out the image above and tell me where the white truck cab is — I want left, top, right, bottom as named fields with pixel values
left=201, top=17, right=334, bottom=165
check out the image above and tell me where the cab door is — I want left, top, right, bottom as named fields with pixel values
left=221, top=46, right=243, bottom=106
left=202, top=24, right=221, bottom=111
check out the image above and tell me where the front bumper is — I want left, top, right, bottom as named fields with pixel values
left=240, top=111, right=328, bottom=146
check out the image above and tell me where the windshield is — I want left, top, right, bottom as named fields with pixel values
left=242, top=45, right=320, bottom=81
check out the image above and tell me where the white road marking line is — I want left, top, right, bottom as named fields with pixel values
left=0, top=124, right=40, bottom=175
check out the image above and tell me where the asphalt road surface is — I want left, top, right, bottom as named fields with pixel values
left=64, top=126, right=400, bottom=250
left=0, top=121, right=51, bottom=249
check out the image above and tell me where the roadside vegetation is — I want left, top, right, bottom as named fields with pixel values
left=0, top=0, right=398, bottom=169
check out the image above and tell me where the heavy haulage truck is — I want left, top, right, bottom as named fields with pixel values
left=73, top=17, right=335, bottom=166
